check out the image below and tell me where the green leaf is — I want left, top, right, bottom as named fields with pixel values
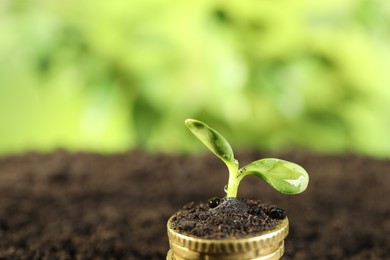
left=240, top=158, right=309, bottom=194
left=185, top=119, right=235, bottom=167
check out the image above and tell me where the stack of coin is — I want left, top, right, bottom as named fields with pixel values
left=167, top=217, right=289, bottom=260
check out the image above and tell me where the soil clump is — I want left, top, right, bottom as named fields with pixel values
left=172, top=198, right=284, bottom=239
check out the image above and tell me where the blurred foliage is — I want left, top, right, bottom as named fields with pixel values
left=1, top=0, right=390, bottom=157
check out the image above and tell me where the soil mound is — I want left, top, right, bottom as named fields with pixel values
left=171, top=198, right=284, bottom=239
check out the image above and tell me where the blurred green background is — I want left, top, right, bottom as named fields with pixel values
left=1, top=0, right=390, bottom=157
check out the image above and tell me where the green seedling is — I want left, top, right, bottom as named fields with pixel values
left=185, top=119, right=309, bottom=198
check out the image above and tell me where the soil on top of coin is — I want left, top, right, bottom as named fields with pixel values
left=171, top=197, right=285, bottom=239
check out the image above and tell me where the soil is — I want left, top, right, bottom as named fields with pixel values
left=0, top=150, right=389, bottom=259
left=171, top=198, right=284, bottom=239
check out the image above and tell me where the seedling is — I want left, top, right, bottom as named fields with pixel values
left=185, top=119, right=309, bottom=198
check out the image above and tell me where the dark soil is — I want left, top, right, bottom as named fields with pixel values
left=171, top=198, right=284, bottom=239
left=0, top=150, right=389, bottom=259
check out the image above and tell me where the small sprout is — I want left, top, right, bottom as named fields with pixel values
left=185, top=119, right=309, bottom=198
left=208, top=197, right=221, bottom=209
left=268, top=208, right=286, bottom=219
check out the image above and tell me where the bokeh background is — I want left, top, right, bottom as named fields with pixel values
left=1, top=0, right=390, bottom=157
